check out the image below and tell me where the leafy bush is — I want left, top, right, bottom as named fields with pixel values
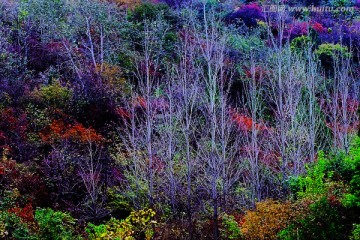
left=315, top=43, right=351, bottom=69
left=0, top=210, right=33, bottom=239
left=240, top=200, right=296, bottom=240
left=343, top=152, right=360, bottom=207
left=33, top=80, right=72, bottom=109
left=280, top=196, right=347, bottom=240
left=285, top=139, right=360, bottom=239
left=290, top=36, right=312, bottom=53
left=351, top=224, right=360, bottom=240
left=86, top=209, right=156, bottom=240
left=226, top=3, right=264, bottom=27
left=35, top=208, right=78, bottom=240
left=220, top=213, right=242, bottom=239
left=128, top=3, right=171, bottom=22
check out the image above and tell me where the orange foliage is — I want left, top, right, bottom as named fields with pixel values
left=240, top=199, right=298, bottom=240
left=40, top=120, right=103, bottom=144
left=229, top=109, right=266, bottom=131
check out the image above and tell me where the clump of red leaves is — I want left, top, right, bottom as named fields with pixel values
left=8, top=203, right=35, bottom=224
left=40, top=120, right=103, bottom=144
left=229, top=108, right=267, bottom=131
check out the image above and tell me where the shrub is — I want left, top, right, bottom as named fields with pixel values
left=33, top=80, right=73, bottom=109
left=315, top=43, right=351, bottom=69
left=35, top=208, right=78, bottom=240
left=226, top=3, right=264, bottom=27
left=0, top=210, right=33, bottom=239
left=287, top=22, right=309, bottom=40
left=280, top=196, right=347, bottom=240
left=343, top=152, right=360, bottom=207
left=240, top=200, right=296, bottom=240
left=290, top=36, right=312, bottom=53
left=351, top=224, right=360, bottom=240
left=220, top=213, right=242, bottom=239
left=86, top=209, right=156, bottom=240
left=128, top=3, right=171, bottom=22
left=295, top=151, right=328, bottom=200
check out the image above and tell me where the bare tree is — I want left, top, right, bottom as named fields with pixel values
left=188, top=4, right=241, bottom=238
left=321, top=46, right=359, bottom=153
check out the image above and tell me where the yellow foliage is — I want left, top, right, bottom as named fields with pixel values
left=240, top=199, right=298, bottom=240
left=98, top=63, right=127, bottom=91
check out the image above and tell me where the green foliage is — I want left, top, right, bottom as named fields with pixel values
left=128, top=3, right=171, bottom=22
left=351, top=224, right=360, bottom=240
left=343, top=155, right=360, bottom=207
left=229, top=33, right=264, bottom=53
left=315, top=43, right=351, bottom=67
left=295, top=151, right=327, bottom=199
left=86, top=209, right=156, bottom=240
left=35, top=208, right=77, bottom=240
left=284, top=137, right=360, bottom=239
left=0, top=211, right=33, bottom=239
left=280, top=197, right=346, bottom=240
left=290, top=36, right=311, bottom=53
left=315, top=43, right=350, bottom=57
left=33, top=80, right=72, bottom=109
left=220, top=214, right=242, bottom=239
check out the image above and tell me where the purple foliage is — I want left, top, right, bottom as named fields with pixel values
left=355, top=0, right=360, bottom=7
left=309, top=13, right=360, bottom=49
left=285, top=21, right=309, bottom=40
left=226, top=3, right=264, bottom=27
left=314, top=20, right=360, bottom=49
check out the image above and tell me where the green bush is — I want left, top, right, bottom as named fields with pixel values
left=351, top=224, right=360, bottom=240
left=35, top=208, right=79, bottom=240
left=33, top=79, right=72, bottom=109
left=290, top=36, right=312, bottom=53
left=128, top=3, right=171, bottom=22
left=220, top=214, right=242, bottom=239
left=86, top=209, right=156, bottom=240
left=0, top=211, right=33, bottom=239
left=315, top=43, right=351, bottom=68
left=295, top=151, right=328, bottom=200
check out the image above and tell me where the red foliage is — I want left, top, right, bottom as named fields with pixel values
left=45, top=41, right=64, bottom=53
left=0, top=155, right=19, bottom=179
left=229, top=109, right=266, bottom=131
left=311, top=22, right=326, bottom=33
left=327, top=194, right=341, bottom=206
left=40, top=120, right=103, bottom=144
left=8, top=203, right=35, bottom=223
left=64, top=123, right=103, bottom=142
left=140, top=61, right=163, bottom=77
left=151, top=155, right=165, bottom=174
left=0, top=108, right=28, bottom=140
